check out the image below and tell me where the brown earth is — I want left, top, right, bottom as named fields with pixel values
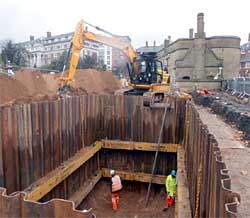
left=0, top=68, right=121, bottom=105
left=79, top=180, right=174, bottom=218
left=14, top=68, right=53, bottom=96
left=0, top=73, right=30, bottom=105
left=67, top=69, right=121, bottom=95
left=42, top=69, right=121, bottom=95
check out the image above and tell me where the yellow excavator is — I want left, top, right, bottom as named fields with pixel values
left=58, top=20, right=176, bottom=105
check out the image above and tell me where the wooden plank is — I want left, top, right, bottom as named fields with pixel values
left=25, top=142, right=102, bottom=201
left=68, top=171, right=102, bottom=208
left=102, top=140, right=178, bottom=153
left=175, top=145, right=192, bottom=218
left=102, top=168, right=166, bottom=185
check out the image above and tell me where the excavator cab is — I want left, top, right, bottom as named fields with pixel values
left=125, top=52, right=165, bottom=96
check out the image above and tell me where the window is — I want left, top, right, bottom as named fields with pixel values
left=64, top=44, right=67, bottom=48
left=50, top=46, right=53, bottom=51
left=93, top=44, right=99, bottom=48
left=107, top=51, right=110, bottom=55
left=246, top=62, right=250, bottom=68
left=92, top=52, right=97, bottom=58
left=57, top=45, right=61, bottom=49
left=85, top=42, right=90, bottom=47
left=182, top=76, right=191, bottom=80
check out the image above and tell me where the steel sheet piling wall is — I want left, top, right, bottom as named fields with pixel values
left=0, top=95, right=185, bottom=193
left=184, top=102, right=240, bottom=217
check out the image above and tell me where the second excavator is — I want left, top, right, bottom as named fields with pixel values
left=58, top=19, right=180, bottom=105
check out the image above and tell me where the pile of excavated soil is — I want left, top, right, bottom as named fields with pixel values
left=73, top=69, right=121, bottom=95
left=1, top=68, right=121, bottom=105
left=14, top=68, right=53, bottom=95
left=42, top=69, right=121, bottom=94
left=0, top=74, right=30, bottom=105
left=79, top=180, right=174, bottom=218
left=42, top=73, right=59, bottom=93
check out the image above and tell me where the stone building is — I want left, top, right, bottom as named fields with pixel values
left=240, top=34, right=250, bottom=77
left=158, top=13, right=241, bottom=92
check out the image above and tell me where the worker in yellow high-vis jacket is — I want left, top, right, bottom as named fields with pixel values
left=163, top=170, right=177, bottom=211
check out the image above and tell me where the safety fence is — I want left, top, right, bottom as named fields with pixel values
left=184, top=102, right=240, bottom=217
left=226, top=77, right=250, bottom=98
left=0, top=95, right=187, bottom=217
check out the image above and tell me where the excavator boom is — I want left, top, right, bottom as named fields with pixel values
left=59, top=19, right=136, bottom=92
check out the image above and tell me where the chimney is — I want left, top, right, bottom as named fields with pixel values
left=168, top=36, right=171, bottom=42
left=46, top=31, right=52, bottom=38
left=85, top=26, right=88, bottom=32
left=30, top=35, right=34, bottom=41
left=153, top=40, right=156, bottom=47
left=189, top=28, right=194, bottom=39
left=164, top=39, right=169, bottom=48
left=195, top=13, right=205, bottom=38
left=248, top=33, right=250, bottom=42
left=146, top=41, right=148, bottom=47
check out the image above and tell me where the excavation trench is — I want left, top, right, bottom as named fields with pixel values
left=0, top=95, right=240, bottom=217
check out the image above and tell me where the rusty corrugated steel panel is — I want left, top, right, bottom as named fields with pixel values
left=0, top=95, right=188, bottom=216
left=185, top=102, right=240, bottom=217
left=0, top=188, right=94, bottom=218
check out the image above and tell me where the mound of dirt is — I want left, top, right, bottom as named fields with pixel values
left=71, top=69, right=121, bottom=94
left=42, top=73, right=60, bottom=93
left=0, top=73, right=30, bottom=105
left=14, top=68, right=53, bottom=96
left=1, top=68, right=121, bottom=105
left=42, top=69, right=121, bottom=95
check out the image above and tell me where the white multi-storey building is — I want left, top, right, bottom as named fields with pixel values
left=22, top=31, right=101, bottom=68
left=99, top=45, right=112, bottom=70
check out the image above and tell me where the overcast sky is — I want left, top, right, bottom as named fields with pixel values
left=0, top=0, right=249, bottom=48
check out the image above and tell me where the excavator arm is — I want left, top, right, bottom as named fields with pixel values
left=59, top=19, right=136, bottom=92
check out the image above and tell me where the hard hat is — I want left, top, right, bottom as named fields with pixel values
left=171, top=170, right=176, bottom=177
left=110, top=169, right=115, bottom=176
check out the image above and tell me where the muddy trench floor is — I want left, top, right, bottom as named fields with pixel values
left=78, top=180, right=174, bottom=218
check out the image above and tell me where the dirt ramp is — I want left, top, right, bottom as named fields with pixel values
left=0, top=74, right=30, bottom=105
left=14, top=68, right=52, bottom=95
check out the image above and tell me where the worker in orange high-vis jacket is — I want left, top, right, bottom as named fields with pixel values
left=110, top=169, right=123, bottom=211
